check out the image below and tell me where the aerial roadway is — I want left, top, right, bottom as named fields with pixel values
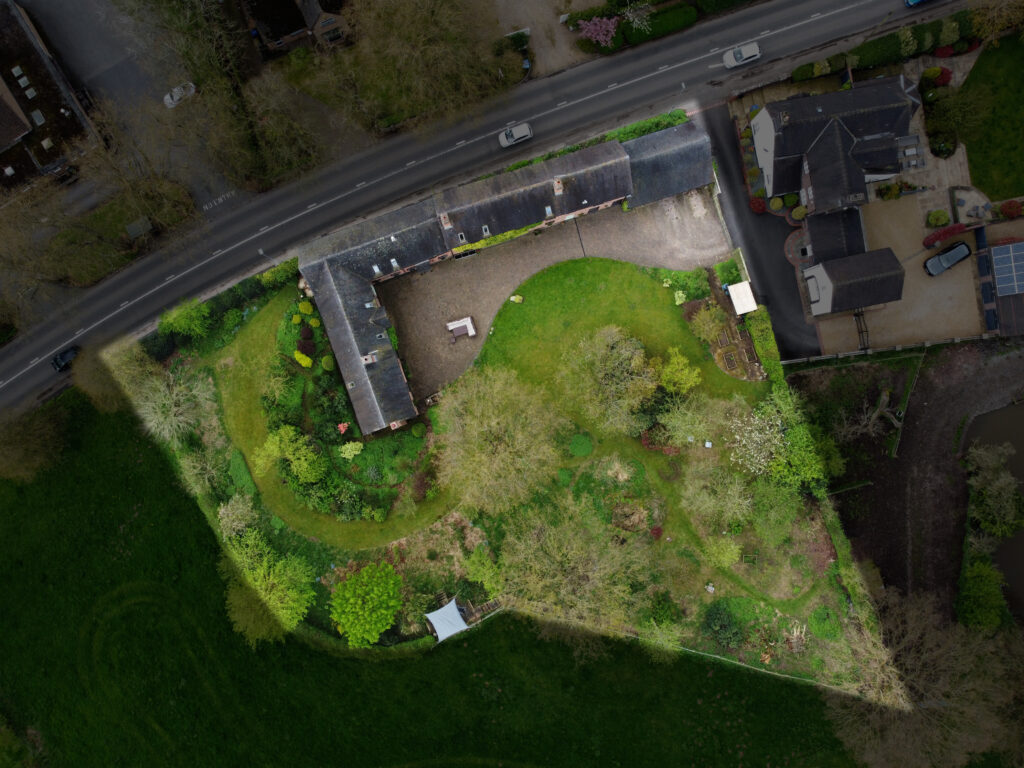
left=0, top=0, right=964, bottom=411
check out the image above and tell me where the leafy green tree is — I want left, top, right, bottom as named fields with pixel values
left=681, top=464, right=753, bottom=533
left=562, top=326, right=658, bottom=436
left=219, top=529, right=315, bottom=646
left=435, top=367, right=569, bottom=515
left=339, top=441, right=363, bottom=460
left=751, top=477, right=802, bottom=548
left=966, top=442, right=1024, bottom=537
left=330, top=562, right=404, bottom=648
left=691, top=304, right=728, bottom=345
left=254, top=425, right=328, bottom=484
left=498, top=492, right=650, bottom=625
left=218, top=494, right=259, bottom=539
left=659, top=347, right=702, bottom=396
left=158, top=298, right=211, bottom=339
left=703, top=535, right=741, bottom=568
left=465, top=545, right=505, bottom=598
left=701, top=600, right=745, bottom=648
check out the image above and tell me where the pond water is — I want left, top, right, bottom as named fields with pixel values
left=965, top=403, right=1024, bottom=619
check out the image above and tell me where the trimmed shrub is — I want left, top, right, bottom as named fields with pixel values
left=569, top=432, right=594, bottom=457
left=922, top=65, right=942, bottom=81
left=257, top=257, right=299, bottom=288
left=791, top=205, right=807, bottom=221
left=556, top=468, right=573, bottom=487
left=296, top=339, right=316, bottom=357
left=298, top=300, right=314, bottom=315
left=703, top=536, right=741, bottom=569
left=782, top=193, right=799, bottom=208
left=339, top=441, right=363, bottom=460
left=923, top=222, right=967, bottom=248
left=309, top=317, right=321, bottom=328
left=956, top=558, right=1008, bottom=630
left=701, top=600, right=744, bottom=648
left=848, top=33, right=902, bottom=69
left=410, top=422, right=427, bottom=438
left=714, top=259, right=742, bottom=286
left=740, top=127, right=752, bottom=139
left=792, top=62, right=815, bottom=82
left=291, top=314, right=302, bottom=325
left=1000, top=200, right=1022, bottom=220
left=934, top=45, right=954, bottom=58
left=750, top=197, right=766, bottom=213
left=321, top=355, right=335, bottom=371
left=293, top=350, right=313, bottom=368
left=926, top=209, right=951, bottom=228
left=934, top=67, right=952, bottom=86
left=746, top=167, right=760, bottom=182
left=827, top=53, right=847, bottom=72
left=752, top=188, right=765, bottom=198
left=299, top=325, right=313, bottom=340
left=769, top=197, right=784, bottom=211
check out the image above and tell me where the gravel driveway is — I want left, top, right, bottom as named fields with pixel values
left=376, top=191, right=731, bottom=399
left=489, top=0, right=597, bottom=78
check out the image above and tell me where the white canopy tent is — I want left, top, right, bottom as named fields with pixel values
left=425, top=598, right=469, bottom=643
left=728, top=280, right=757, bottom=315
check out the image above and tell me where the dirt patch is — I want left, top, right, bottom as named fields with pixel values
left=793, top=341, right=1024, bottom=614
left=486, top=0, right=597, bottom=78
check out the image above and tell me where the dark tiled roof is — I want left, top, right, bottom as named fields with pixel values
left=245, top=0, right=307, bottom=40
left=764, top=76, right=919, bottom=195
left=434, top=142, right=631, bottom=248
left=302, top=259, right=416, bottom=434
left=824, top=248, right=904, bottom=313
left=299, top=198, right=447, bottom=281
left=806, top=209, right=865, bottom=263
left=621, top=121, right=714, bottom=207
left=804, top=120, right=867, bottom=213
left=772, top=156, right=803, bottom=196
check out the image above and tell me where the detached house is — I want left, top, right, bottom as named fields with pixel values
left=751, top=77, right=919, bottom=317
left=297, top=122, right=714, bottom=435
left=242, top=0, right=346, bottom=52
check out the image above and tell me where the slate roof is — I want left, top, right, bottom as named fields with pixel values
left=298, top=0, right=343, bottom=27
left=806, top=209, right=866, bottom=263
left=0, top=78, right=29, bottom=150
left=434, top=142, right=632, bottom=249
left=300, top=198, right=448, bottom=281
left=822, top=248, right=904, bottom=313
left=621, top=121, right=714, bottom=207
left=301, top=258, right=416, bottom=434
left=763, top=76, right=919, bottom=195
left=804, top=120, right=867, bottom=213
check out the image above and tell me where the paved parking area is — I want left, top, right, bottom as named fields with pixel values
left=376, top=191, right=731, bottom=398
left=815, top=197, right=983, bottom=353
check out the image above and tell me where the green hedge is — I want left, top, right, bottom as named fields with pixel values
left=604, top=109, right=688, bottom=142
left=849, top=33, right=902, bottom=69
left=745, top=306, right=782, bottom=384
left=956, top=556, right=1011, bottom=630
left=714, top=259, right=742, bottom=286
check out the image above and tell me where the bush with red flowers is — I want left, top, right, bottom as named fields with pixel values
left=923, top=222, right=967, bottom=248
left=934, top=45, right=954, bottom=58
left=934, top=67, right=952, bottom=86
left=750, top=197, right=766, bottom=213
left=1000, top=200, right=1022, bottom=220
left=650, top=526, right=664, bottom=540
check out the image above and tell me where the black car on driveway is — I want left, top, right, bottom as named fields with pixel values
left=51, top=346, right=80, bottom=372
left=924, top=240, right=972, bottom=277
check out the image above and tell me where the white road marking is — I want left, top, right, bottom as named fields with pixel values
left=456, top=139, right=466, bottom=146
left=30, top=358, right=39, bottom=364
left=356, top=181, right=366, bottom=188
left=406, top=160, right=416, bottom=167
left=213, top=249, right=222, bottom=256
left=760, top=28, right=770, bottom=35
left=658, top=64, right=668, bottom=71
left=75, top=328, right=84, bottom=335
left=710, top=47, right=719, bottom=53
left=811, top=12, right=821, bottom=17
left=120, top=301, right=129, bottom=307
left=307, top=203, right=317, bottom=209
left=607, top=82, right=618, bottom=88
left=557, top=100, right=568, bottom=107
left=164, top=274, right=176, bottom=281
left=258, top=225, right=269, bottom=232
left=506, top=120, right=516, bottom=126
left=681, top=81, right=687, bottom=90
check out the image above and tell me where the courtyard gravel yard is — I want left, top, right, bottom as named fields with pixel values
left=376, top=191, right=731, bottom=399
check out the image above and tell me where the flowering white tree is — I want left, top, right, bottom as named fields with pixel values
left=622, top=2, right=652, bottom=34
left=729, top=403, right=784, bottom=475
left=578, top=16, right=620, bottom=48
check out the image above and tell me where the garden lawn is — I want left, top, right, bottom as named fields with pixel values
left=0, top=392, right=855, bottom=767
left=960, top=35, right=1024, bottom=201
left=477, top=258, right=768, bottom=406
left=211, top=287, right=448, bottom=552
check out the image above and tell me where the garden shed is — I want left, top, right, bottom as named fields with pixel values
left=425, top=598, right=469, bottom=643
left=729, top=281, right=757, bottom=315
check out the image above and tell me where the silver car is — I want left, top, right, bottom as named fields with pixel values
left=498, top=123, right=533, bottom=148
left=723, top=42, right=761, bottom=69
left=163, top=82, right=196, bottom=109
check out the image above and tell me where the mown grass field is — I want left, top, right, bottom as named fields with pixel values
left=961, top=35, right=1024, bottom=201
left=0, top=391, right=853, bottom=767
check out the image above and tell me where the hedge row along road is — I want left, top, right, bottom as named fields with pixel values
left=0, top=0, right=967, bottom=412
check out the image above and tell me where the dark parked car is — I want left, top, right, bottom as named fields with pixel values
left=51, top=346, right=80, bottom=372
left=924, top=240, right=972, bottom=276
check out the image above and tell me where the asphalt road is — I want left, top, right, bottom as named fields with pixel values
left=0, top=0, right=965, bottom=411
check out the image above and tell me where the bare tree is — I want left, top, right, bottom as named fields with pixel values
left=970, top=0, right=1024, bottom=42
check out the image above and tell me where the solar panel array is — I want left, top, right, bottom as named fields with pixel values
left=992, top=243, right=1024, bottom=297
